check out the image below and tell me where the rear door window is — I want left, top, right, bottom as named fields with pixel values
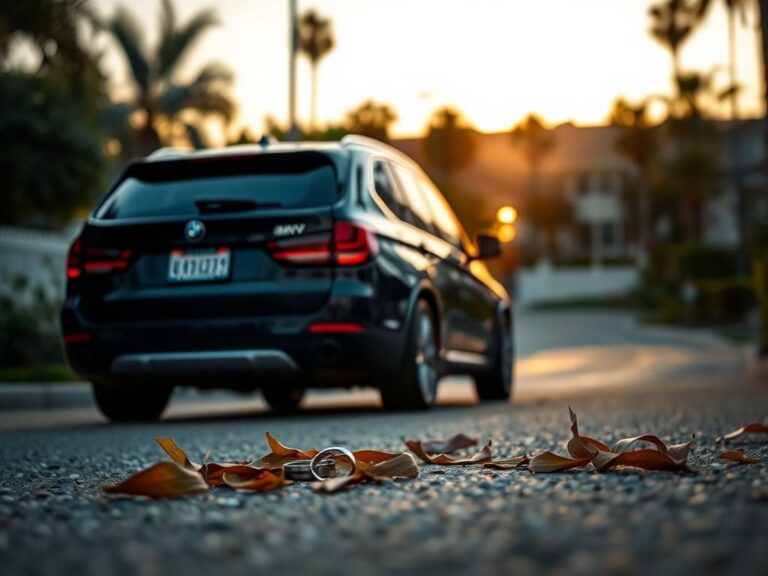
left=417, top=176, right=464, bottom=249
left=372, top=160, right=410, bottom=221
left=96, top=153, right=339, bottom=220
left=390, top=164, right=436, bottom=235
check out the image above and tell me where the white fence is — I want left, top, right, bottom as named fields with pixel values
left=0, top=226, right=71, bottom=301
left=517, top=260, right=640, bottom=306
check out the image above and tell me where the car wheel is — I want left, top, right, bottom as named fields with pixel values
left=380, top=299, right=439, bottom=410
left=92, top=381, right=172, bottom=422
left=262, top=387, right=305, bottom=412
left=474, top=310, right=514, bottom=401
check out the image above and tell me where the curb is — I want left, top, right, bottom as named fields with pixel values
left=0, top=383, right=93, bottom=411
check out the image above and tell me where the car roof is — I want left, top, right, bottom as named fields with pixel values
left=142, top=135, right=415, bottom=168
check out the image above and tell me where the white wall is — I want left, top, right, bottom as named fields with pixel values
left=518, top=260, right=640, bottom=306
left=0, top=227, right=69, bottom=301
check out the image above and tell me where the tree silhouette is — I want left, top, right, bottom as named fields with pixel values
left=696, top=0, right=751, bottom=118
left=648, top=0, right=699, bottom=81
left=101, top=0, right=234, bottom=156
left=344, top=100, right=397, bottom=142
left=610, top=98, right=658, bottom=257
left=299, top=9, right=334, bottom=133
left=424, top=107, right=477, bottom=178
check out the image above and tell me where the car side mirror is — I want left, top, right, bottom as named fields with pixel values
left=473, top=233, right=501, bottom=260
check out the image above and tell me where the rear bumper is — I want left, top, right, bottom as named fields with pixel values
left=61, top=310, right=406, bottom=387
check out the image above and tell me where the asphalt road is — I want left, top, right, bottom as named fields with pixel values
left=1, top=310, right=767, bottom=575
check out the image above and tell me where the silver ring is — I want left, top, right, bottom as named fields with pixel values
left=310, top=447, right=357, bottom=481
left=284, top=459, right=336, bottom=481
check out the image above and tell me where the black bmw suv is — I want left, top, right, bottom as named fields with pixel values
left=61, top=135, right=513, bottom=421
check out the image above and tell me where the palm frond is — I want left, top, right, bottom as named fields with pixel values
left=191, top=62, right=234, bottom=89
left=186, top=90, right=234, bottom=123
left=156, top=84, right=234, bottom=123
left=156, top=7, right=219, bottom=80
left=108, top=7, right=150, bottom=95
left=157, top=0, right=177, bottom=77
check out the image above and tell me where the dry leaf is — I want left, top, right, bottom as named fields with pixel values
left=405, top=439, right=493, bottom=465
left=529, top=451, right=594, bottom=473
left=257, top=433, right=318, bottom=467
left=204, top=463, right=263, bottom=487
left=483, top=455, right=530, bottom=470
left=718, top=423, right=768, bottom=442
left=563, top=407, right=691, bottom=473
left=421, top=434, right=478, bottom=454
left=360, top=452, right=419, bottom=480
left=719, top=450, right=758, bottom=464
left=104, top=461, right=209, bottom=498
left=351, top=449, right=403, bottom=465
left=310, top=472, right=364, bottom=493
left=222, top=469, right=290, bottom=491
left=155, top=437, right=200, bottom=470
left=592, top=447, right=692, bottom=473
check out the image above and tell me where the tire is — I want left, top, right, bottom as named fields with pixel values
left=92, top=381, right=172, bottom=422
left=262, top=387, right=305, bottom=412
left=379, top=299, right=439, bottom=410
left=474, top=310, right=514, bottom=401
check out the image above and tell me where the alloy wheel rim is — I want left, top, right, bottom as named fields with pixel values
left=414, top=310, right=438, bottom=403
left=500, top=321, right=512, bottom=393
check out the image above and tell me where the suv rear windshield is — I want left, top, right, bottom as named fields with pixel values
left=95, top=152, right=339, bottom=220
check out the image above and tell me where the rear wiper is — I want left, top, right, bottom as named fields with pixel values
left=194, top=199, right=282, bottom=214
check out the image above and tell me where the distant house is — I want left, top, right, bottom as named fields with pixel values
left=394, top=119, right=767, bottom=264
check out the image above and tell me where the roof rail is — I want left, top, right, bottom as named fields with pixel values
left=340, top=134, right=394, bottom=152
left=340, top=134, right=418, bottom=167
left=146, top=147, right=189, bottom=159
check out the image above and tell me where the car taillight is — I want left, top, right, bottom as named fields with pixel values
left=333, top=221, right=378, bottom=266
left=267, top=221, right=378, bottom=267
left=66, top=236, right=134, bottom=279
left=66, top=237, right=82, bottom=279
left=267, top=233, right=332, bottom=265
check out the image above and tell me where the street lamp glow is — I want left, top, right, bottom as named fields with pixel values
left=498, top=224, right=516, bottom=243
left=496, top=206, right=518, bottom=225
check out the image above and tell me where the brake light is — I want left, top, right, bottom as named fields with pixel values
left=66, top=237, right=134, bottom=279
left=268, top=234, right=332, bottom=265
left=267, top=221, right=378, bottom=266
left=308, top=322, right=365, bottom=333
left=66, top=237, right=82, bottom=279
left=333, top=221, right=378, bottom=266
left=63, top=332, right=92, bottom=344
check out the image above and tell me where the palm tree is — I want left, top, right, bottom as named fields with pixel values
left=697, top=0, right=751, bottom=118
left=648, top=0, right=699, bottom=81
left=299, top=9, right=334, bottom=133
left=101, top=0, right=234, bottom=156
left=610, top=98, right=658, bottom=261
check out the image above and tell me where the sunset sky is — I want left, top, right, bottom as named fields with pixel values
left=94, top=0, right=765, bottom=139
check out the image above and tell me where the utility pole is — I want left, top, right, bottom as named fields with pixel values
left=287, top=0, right=300, bottom=141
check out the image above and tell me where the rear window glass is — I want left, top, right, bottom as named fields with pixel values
left=95, top=153, right=339, bottom=220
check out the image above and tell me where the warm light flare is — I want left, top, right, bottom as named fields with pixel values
left=496, top=206, right=518, bottom=225
left=497, top=224, right=516, bottom=243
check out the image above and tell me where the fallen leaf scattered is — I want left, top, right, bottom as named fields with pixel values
left=103, top=461, right=209, bottom=498
left=718, top=450, right=758, bottom=464
left=717, top=423, right=768, bottom=442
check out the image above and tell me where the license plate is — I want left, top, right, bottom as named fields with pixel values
left=168, top=249, right=230, bottom=282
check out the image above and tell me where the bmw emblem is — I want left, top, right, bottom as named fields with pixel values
left=184, top=219, right=205, bottom=242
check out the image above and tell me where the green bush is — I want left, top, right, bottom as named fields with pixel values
left=694, top=278, right=756, bottom=324
left=0, top=276, right=63, bottom=367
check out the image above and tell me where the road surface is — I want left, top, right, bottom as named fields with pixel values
left=1, top=309, right=766, bottom=575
